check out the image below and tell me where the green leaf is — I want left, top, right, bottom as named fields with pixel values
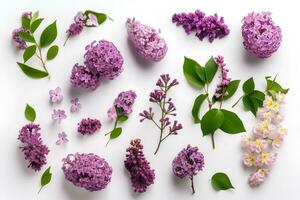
left=201, top=109, right=224, bottom=136
left=249, top=90, right=265, bottom=107
left=220, top=109, right=245, bottom=134
left=110, top=127, right=122, bottom=139
left=22, top=17, right=31, bottom=29
left=211, top=172, right=235, bottom=191
left=266, top=77, right=289, bottom=94
left=24, top=104, right=36, bottom=122
left=17, top=32, right=35, bottom=43
left=30, top=18, right=44, bottom=33
left=243, top=77, right=255, bottom=94
left=204, top=56, right=218, bottom=83
left=117, top=115, right=128, bottom=122
left=17, top=62, right=48, bottom=79
left=195, top=67, right=206, bottom=83
left=243, top=95, right=258, bottom=115
left=40, top=21, right=57, bottom=47
left=39, top=166, right=52, bottom=194
left=183, top=57, right=205, bottom=88
left=32, top=11, right=39, bottom=21
left=222, top=80, right=240, bottom=101
left=192, top=94, right=207, bottom=123
left=23, top=45, right=36, bottom=63
left=84, top=10, right=107, bottom=26
left=46, top=45, right=59, bottom=60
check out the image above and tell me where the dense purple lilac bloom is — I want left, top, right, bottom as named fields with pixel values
left=124, top=139, right=155, bottom=193
left=126, top=18, right=168, bottom=62
left=70, top=63, right=101, bottom=90
left=62, top=153, right=112, bottom=192
left=66, top=12, right=85, bottom=36
left=140, top=74, right=182, bottom=154
left=110, top=90, right=137, bottom=117
left=213, top=56, right=231, bottom=99
left=242, top=12, right=282, bottom=58
left=172, top=9, right=230, bottom=42
left=18, top=123, right=49, bottom=171
left=172, top=145, right=204, bottom=194
left=77, top=118, right=101, bottom=135
left=84, top=40, right=124, bottom=80
left=12, top=28, right=30, bottom=50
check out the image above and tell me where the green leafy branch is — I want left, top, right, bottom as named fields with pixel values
left=232, top=75, right=289, bottom=116
left=17, top=11, right=59, bottom=79
left=183, top=56, right=245, bottom=149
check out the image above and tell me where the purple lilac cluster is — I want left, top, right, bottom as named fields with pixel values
left=70, top=40, right=124, bottom=90
left=77, top=118, right=102, bottom=135
left=172, top=9, right=230, bottom=42
left=172, top=145, right=204, bottom=194
left=66, top=12, right=85, bottom=37
left=126, top=18, right=168, bottom=62
left=62, top=153, right=112, bottom=192
left=124, top=139, right=155, bottom=193
left=108, top=90, right=137, bottom=120
left=140, top=74, right=182, bottom=154
left=18, top=123, right=49, bottom=171
left=242, top=12, right=282, bottom=58
left=12, top=28, right=31, bottom=50
left=213, top=55, right=231, bottom=100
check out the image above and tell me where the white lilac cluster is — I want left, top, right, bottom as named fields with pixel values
left=242, top=92, right=286, bottom=187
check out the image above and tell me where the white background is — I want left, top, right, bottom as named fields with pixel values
left=0, top=0, right=299, bottom=199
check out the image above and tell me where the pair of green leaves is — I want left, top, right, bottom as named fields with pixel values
left=265, top=76, right=289, bottom=96
left=201, top=109, right=245, bottom=136
left=38, top=166, right=52, bottom=194
left=17, top=11, right=59, bottom=79
left=183, top=56, right=218, bottom=88
left=211, top=172, right=234, bottom=191
left=25, top=104, right=36, bottom=122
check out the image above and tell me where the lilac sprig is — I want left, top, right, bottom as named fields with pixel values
left=140, top=74, right=182, bottom=154
left=213, top=56, right=231, bottom=101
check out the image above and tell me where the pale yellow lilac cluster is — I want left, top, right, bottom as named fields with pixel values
left=241, top=92, right=286, bottom=187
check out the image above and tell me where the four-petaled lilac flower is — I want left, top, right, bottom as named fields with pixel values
left=86, top=13, right=98, bottom=26
left=213, top=55, right=231, bottom=100
left=172, top=145, right=205, bottom=194
left=70, top=97, right=81, bottom=112
left=49, top=87, right=63, bottom=103
left=172, top=9, right=230, bottom=42
left=56, top=131, right=69, bottom=145
left=124, top=139, right=155, bottom=193
left=52, top=109, right=67, bottom=123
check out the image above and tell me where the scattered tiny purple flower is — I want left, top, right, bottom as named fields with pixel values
left=70, top=97, right=81, bottom=113
left=52, top=109, right=67, bottom=123
left=56, top=131, right=69, bottom=145
left=49, top=87, right=63, bottom=103
left=86, top=13, right=98, bottom=26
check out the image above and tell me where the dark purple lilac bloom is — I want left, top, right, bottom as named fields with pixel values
left=172, top=9, right=230, bottom=42
left=172, top=145, right=205, bottom=194
left=124, top=139, right=155, bottom=193
left=140, top=74, right=182, bottom=154
left=18, top=123, right=49, bottom=171
left=213, top=55, right=231, bottom=100
left=126, top=18, right=168, bottom=62
left=77, top=118, right=101, bottom=135
left=12, top=28, right=30, bottom=50
left=242, top=12, right=282, bottom=58
left=62, top=153, right=112, bottom=192
left=84, top=40, right=124, bottom=80
left=70, top=63, right=101, bottom=90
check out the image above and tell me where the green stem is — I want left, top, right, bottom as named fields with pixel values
left=232, top=95, right=243, bottom=108
left=191, top=176, right=195, bottom=194
left=63, top=35, right=70, bottom=46
left=37, top=186, right=43, bottom=194
left=34, top=41, right=49, bottom=77
left=211, top=133, right=216, bottom=149
left=105, top=118, right=118, bottom=136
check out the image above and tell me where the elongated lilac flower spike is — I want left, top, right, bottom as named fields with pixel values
left=124, top=139, right=155, bottom=193
left=140, top=74, right=182, bottom=154
left=213, top=55, right=231, bottom=100
left=126, top=18, right=168, bottom=62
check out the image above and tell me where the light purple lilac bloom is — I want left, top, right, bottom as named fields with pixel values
left=70, top=97, right=81, bottom=112
left=213, top=55, right=231, bottom=100
left=12, top=28, right=30, bottom=50
left=22, top=12, right=32, bottom=19
left=172, top=9, right=230, bottom=42
left=84, top=40, right=124, bottom=80
left=77, top=118, right=101, bottom=135
left=172, top=145, right=204, bottom=194
left=56, top=131, right=69, bottom=145
left=124, top=139, right=155, bottom=193
left=126, top=18, right=168, bottom=62
left=52, top=109, right=67, bottom=123
left=86, top=13, right=98, bottom=26
left=62, top=153, right=112, bottom=192
left=242, top=12, right=282, bottom=58
left=70, top=63, right=101, bottom=90
left=18, top=123, right=49, bottom=171
left=49, top=87, right=63, bottom=103
left=66, top=11, right=85, bottom=36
